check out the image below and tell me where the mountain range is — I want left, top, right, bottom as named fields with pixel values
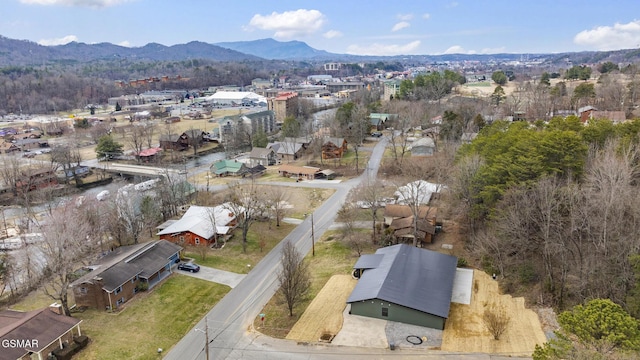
left=1, top=35, right=640, bottom=67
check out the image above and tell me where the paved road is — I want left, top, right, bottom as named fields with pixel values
left=163, top=138, right=526, bottom=360
left=164, top=137, right=387, bottom=360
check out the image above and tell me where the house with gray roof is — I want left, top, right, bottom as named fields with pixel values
left=347, top=244, right=457, bottom=329
left=248, top=147, right=277, bottom=167
left=409, top=137, right=436, bottom=156
left=71, top=240, right=182, bottom=311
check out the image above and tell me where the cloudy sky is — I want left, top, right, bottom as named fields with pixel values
left=2, top=0, right=640, bottom=56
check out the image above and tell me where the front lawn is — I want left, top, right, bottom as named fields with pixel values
left=74, top=276, right=228, bottom=360
left=255, top=233, right=376, bottom=338
left=185, top=221, right=296, bottom=273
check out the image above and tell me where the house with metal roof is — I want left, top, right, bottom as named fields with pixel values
left=71, top=240, right=182, bottom=311
left=347, top=244, right=457, bottom=329
left=210, top=159, right=247, bottom=177
left=369, top=113, right=398, bottom=130
left=157, top=204, right=238, bottom=247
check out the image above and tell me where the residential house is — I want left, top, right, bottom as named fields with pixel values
left=248, top=147, right=277, bottom=167
left=369, top=113, right=398, bottom=130
left=10, top=131, right=43, bottom=141
left=137, top=147, right=163, bottom=162
left=182, top=129, right=205, bottom=146
left=394, top=180, right=445, bottom=205
left=282, top=137, right=312, bottom=149
left=268, top=141, right=305, bottom=162
left=409, top=137, right=436, bottom=156
left=244, top=164, right=267, bottom=178
left=16, top=168, right=58, bottom=192
left=63, top=165, right=91, bottom=178
left=15, top=138, right=49, bottom=151
left=157, top=204, right=237, bottom=246
left=71, top=240, right=182, bottom=311
left=321, top=137, right=347, bottom=159
left=277, top=164, right=320, bottom=180
left=383, top=204, right=438, bottom=244
left=0, top=127, right=18, bottom=137
left=0, top=141, right=20, bottom=153
left=347, top=244, right=458, bottom=330
left=211, top=159, right=247, bottom=177
left=579, top=105, right=627, bottom=123
left=159, top=130, right=204, bottom=151
left=159, top=134, right=187, bottom=151
left=0, top=305, right=83, bottom=360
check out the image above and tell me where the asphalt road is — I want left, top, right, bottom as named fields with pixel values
left=164, top=137, right=388, bottom=360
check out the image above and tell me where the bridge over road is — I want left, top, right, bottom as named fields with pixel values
left=97, top=162, right=186, bottom=178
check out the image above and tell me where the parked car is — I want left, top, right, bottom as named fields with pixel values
left=177, top=262, right=200, bottom=273
left=371, top=131, right=383, bottom=137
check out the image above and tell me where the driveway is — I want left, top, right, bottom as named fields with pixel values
left=175, top=264, right=245, bottom=288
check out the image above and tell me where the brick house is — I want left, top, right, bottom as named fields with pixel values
left=71, top=240, right=182, bottom=311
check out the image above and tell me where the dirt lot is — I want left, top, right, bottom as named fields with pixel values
left=285, top=275, right=356, bottom=342
left=441, top=270, right=547, bottom=356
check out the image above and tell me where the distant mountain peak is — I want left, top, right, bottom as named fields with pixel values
left=214, top=38, right=335, bottom=60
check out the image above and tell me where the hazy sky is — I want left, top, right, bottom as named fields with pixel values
left=2, top=0, right=640, bottom=56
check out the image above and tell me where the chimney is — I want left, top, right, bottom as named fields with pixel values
left=49, top=302, right=64, bottom=315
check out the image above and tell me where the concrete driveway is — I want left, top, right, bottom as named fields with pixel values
left=332, top=305, right=388, bottom=348
left=175, top=263, right=245, bottom=288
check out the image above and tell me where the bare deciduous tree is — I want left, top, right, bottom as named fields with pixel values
left=483, top=305, right=510, bottom=340
left=277, top=241, right=311, bottom=317
left=40, top=199, right=97, bottom=315
left=265, top=185, right=290, bottom=227
left=351, top=180, right=386, bottom=242
left=224, top=180, right=265, bottom=253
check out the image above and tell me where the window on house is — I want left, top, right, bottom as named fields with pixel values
left=195, top=238, right=200, bottom=245
left=382, top=308, right=389, bottom=317
left=79, top=287, right=87, bottom=295
left=116, top=297, right=125, bottom=306
left=179, top=236, right=185, bottom=243
left=114, top=286, right=122, bottom=295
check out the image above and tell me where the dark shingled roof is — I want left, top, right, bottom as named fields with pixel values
left=347, top=244, right=457, bottom=319
left=71, top=240, right=182, bottom=292
left=0, top=308, right=81, bottom=359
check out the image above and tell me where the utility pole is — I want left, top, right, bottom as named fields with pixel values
left=311, top=212, right=315, bottom=256
left=195, top=316, right=210, bottom=360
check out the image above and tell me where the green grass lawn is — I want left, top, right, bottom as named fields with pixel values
left=255, top=232, right=377, bottom=338
left=74, top=276, right=228, bottom=360
left=185, top=222, right=296, bottom=273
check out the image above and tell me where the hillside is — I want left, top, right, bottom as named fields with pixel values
left=3, top=34, right=640, bottom=67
